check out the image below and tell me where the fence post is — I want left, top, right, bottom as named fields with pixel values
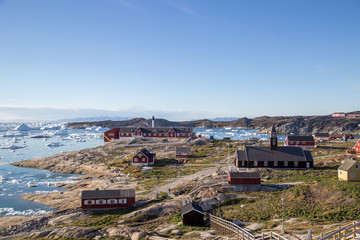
left=353, top=225, right=356, bottom=239
left=270, top=231, right=272, bottom=240
left=262, top=233, right=264, bottom=240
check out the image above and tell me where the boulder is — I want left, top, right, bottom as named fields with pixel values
left=48, top=212, right=90, bottom=226
left=131, top=230, right=146, bottom=240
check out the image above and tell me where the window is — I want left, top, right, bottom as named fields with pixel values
left=254, top=161, right=258, bottom=167
left=134, top=158, right=138, bottom=162
left=274, top=161, right=278, bottom=167
left=356, top=165, right=359, bottom=169
left=107, top=199, right=117, bottom=204
left=296, top=141, right=300, bottom=145
left=96, top=200, right=105, bottom=204
left=242, top=161, right=245, bottom=166
left=264, top=161, right=268, bottom=167
left=340, top=171, right=342, bottom=175
left=123, top=199, right=127, bottom=204
left=294, top=161, right=298, bottom=167
left=351, top=172, right=356, bottom=178
left=142, top=157, right=146, bottom=162
left=85, top=200, right=95, bottom=205
left=284, top=161, right=288, bottom=167
left=144, top=133, right=147, bottom=136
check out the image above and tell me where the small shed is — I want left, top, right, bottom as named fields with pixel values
left=338, top=159, right=360, bottom=182
left=81, top=189, right=135, bottom=210
left=181, top=202, right=204, bottom=226
left=176, top=146, right=191, bottom=158
left=228, top=172, right=261, bottom=185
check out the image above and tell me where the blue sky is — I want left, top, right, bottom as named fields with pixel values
left=0, top=0, right=359, bottom=121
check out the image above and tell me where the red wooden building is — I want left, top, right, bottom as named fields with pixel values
left=81, top=189, right=135, bottom=210
left=104, top=127, right=195, bottom=142
left=347, top=139, right=360, bottom=155
left=285, top=135, right=315, bottom=147
left=355, top=139, right=360, bottom=153
left=132, top=148, right=156, bottom=166
left=228, top=172, right=261, bottom=185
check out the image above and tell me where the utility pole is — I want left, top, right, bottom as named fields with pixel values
left=281, top=197, right=285, bottom=234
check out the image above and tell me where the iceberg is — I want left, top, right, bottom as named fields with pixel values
left=14, top=123, right=33, bottom=131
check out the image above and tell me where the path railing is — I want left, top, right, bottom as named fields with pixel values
left=208, top=214, right=291, bottom=240
left=311, top=220, right=360, bottom=240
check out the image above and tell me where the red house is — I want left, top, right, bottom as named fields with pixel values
left=132, top=148, right=156, bottom=166
left=81, top=189, right=135, bottom=210
left=285, top=135, right=315, bottom=147
left=228, top=172, right=261, bottom=185
left=355, top=139, right=360, bottom=153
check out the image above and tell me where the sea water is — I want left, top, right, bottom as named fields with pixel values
left=0, top=125, right=104, bottom=217
left=0, top=125, right=278, bottom=217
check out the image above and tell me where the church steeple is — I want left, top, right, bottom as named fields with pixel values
left=270, top=125, right=278, bottom=150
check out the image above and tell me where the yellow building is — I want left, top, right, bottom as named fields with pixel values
left=338, top=159, right=360, bottom=181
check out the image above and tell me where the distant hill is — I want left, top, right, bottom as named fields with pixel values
left=67, top=112, right=360, bottom=135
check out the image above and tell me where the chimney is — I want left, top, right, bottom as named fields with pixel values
left=152, top=116, right=155, bottom=128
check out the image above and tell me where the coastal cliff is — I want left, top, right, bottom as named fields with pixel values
left=67, top=113, right=360, bottom=135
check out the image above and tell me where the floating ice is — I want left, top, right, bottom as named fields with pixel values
left=0, top=208, right=53, bottom=216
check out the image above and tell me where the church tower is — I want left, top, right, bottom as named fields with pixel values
left=270, top=125, right=278, bottom=150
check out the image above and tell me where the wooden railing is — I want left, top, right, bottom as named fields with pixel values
left=208, top=214, right=290, bottom=240
left=311, top=220, right=360, bottom=240
left=209, top=214, right=255, bottom=240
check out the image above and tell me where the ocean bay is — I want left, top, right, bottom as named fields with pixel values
left=0, top=124, right=277, bottom=217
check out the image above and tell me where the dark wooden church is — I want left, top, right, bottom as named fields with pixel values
left=235, top=125, right=314, bottom=169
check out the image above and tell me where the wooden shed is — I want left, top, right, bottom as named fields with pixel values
left=181, top=202, right=204, bottom=226
left=338, top=159, right=360, bottom=182
left=176, top=146, right=191, bottom=158
left=228, top=172, right=261, bottom=185
left=81, top=189, right=135, bottom=210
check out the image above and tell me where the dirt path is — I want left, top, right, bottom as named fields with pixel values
left=145, top=166, right=227, bottom=197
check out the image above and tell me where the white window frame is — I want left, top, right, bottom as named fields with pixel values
left=350, top=172, right=356, bottom=178
left=107, top=199, right=117, bottom=204
left=85, top=200, right=95, bottom=205
left=96, top=199, right=105, bottom=205
left=284, top=161, right=288, bottom=167
left=294, top=161, right=298, bottom=167
left=274, top=161, right=278, bottom=167
left=134, top=158, right=138, bottom=162
left=264, top=161, right=268, bottom=167
left=254, top=161, right=258, bottom=167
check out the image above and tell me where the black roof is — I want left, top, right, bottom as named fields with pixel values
left=229, top=172, right=260, bottom=179
left=286, top=135, right=314, bottom=142
left=313, top=133, right=329, bottom=138
left=181, top=203, right=204, bottom=215
left=81, top=189, right=135, bottom=199
left=237, top=146, right=313, bottom=162
left=138, top=148, right=155, bottom=158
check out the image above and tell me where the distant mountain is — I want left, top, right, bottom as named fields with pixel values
left=59, top=116, right=131, bottom=123
left=67, top=112, right=360, bottom=135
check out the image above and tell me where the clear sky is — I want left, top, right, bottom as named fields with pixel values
left=0, top=0, right=359, bottom=121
